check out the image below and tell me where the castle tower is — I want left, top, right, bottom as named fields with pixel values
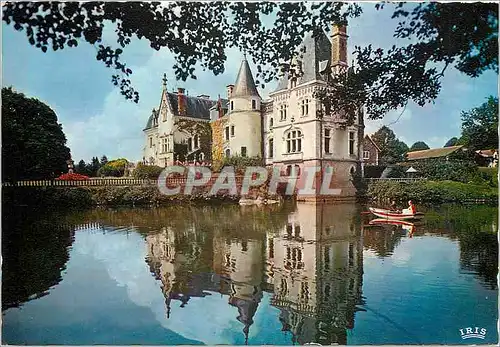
left=224, top=57, right=263, bottom=158
left=331, top=24, right=348, bottom=74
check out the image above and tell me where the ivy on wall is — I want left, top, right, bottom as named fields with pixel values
left=211, top=118, right=228, bottom=171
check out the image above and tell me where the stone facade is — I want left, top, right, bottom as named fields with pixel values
left=362, top=135, right=380, bottom=166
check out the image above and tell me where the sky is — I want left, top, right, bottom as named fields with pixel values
left=2, top=3, right=498, bottom=163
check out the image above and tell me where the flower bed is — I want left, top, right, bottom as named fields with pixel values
left=56, top=173, right=90, bottom=181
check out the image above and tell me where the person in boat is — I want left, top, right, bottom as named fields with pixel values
left=390, top=200, right=400, bottom=212
left=402, top=200, right=417, bottom=215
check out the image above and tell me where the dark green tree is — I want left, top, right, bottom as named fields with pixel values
left=100, top=155, right=108, bottom=166
left=75, top=159, right=88, bottom=175
left=459, top=96, right=498, bottom=151
left=409, top=141, right=430, bottom=152
left=371, top=126, right=408, bottom=164
left=444, top=137, right=459, bottom=147
left=2, top=2, right=496, bottom=118
left=2, top=87, right=71, bottom=181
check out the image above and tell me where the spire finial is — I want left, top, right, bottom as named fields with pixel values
left=162, top=73, right=167, bottom=89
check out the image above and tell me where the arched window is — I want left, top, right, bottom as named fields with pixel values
left=350, top=166, right=356, bottom=177
left=230, top=101, right=234, bottom=111
left=194, top=134, right=199, bottom=149
left=286, top=165, right=292, bottom=176
left=225, top=148, right=231, bottom=158
left=199, top=152, right=204, bottom=161
left=286, top=129, right=302, bottom=153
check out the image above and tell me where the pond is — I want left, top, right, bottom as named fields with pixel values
left=2, top=202, right=498, bottom=345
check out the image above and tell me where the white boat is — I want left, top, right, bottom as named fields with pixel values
left=368, top=207, right=424, bottom=220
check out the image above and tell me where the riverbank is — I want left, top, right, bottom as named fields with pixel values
left=2, top=185, right=287, bottom=211
left=367, top=179, right=498, bottom=205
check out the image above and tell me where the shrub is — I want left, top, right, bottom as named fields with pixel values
left=364, top=165, right=386, bottom=178
left=407, top=159, right=478, bottom=182
left=97, top=158, right=129, bottom=177
left=55, top=173, right=89, bottom=180
left=133, top=163, right=164, bottom=179
left=218, top=156, right=263, bottom=174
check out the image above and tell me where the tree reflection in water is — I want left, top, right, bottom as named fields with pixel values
left=2, top=209, right=75, bottom=310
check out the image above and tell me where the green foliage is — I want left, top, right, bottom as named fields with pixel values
left=409, top=141, right=430, bottom=152
left=4, top=2, right=496, bottom=118
left=2, top=87, right=71, bottom=181
left=218, top=156, right=264, bottom=174
left=444, top=137, right=459, bottom=147
left=460, top=96, right=498, bottom=151
left=367, top=180, right=498, bottom=205
left=133, top=163, right=164, bottom=179
left=363, top=165, right=387, bottom=178
left=97, top=158, right=128, bottom=177
left=385, top=165, right=407, bottom=178
left=371, top=126, right=408, bottom=164
left=478, top=167, right=498, bottom=188
left=408, top=159, right=479, bottom=183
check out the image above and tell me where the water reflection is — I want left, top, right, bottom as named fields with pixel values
left=143, top=203, right=363, bottom=345
left=2, top=210, right=75, bottom=310
left=2, top=202, right=498, bottom=345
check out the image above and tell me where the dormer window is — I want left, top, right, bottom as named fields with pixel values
left=290, top=78, right=297, bottom=89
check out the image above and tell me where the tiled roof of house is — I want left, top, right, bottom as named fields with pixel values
left=274, top=31, right=332, bottom=93
left=475, top=149, right=498, bottom=158
left=406, top=145, right=463, bottom=160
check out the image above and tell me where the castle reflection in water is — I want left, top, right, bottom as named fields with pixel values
left=145, top=203, right=364, bottom=345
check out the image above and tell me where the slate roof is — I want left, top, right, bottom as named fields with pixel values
left=406, top=145, right=463, bottom=161
left=274, top=31, right=332, bottom=93
left=144, top=93, right=229, bottom=130
left=232, top=59, right=260, bottom=98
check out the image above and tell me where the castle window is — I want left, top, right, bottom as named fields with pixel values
left=294, top=165, right=301, bottom=177
left=225, top=148, right=230, bottom=157
left=363, top=151, right=370, bottom=159
left=290, top=78, right=297, bottom=89
left=225, top=126, right=230, bottom=141
left=199, top=152, right=204, bottom=161
left=269, top=138, right=274, bottom=158
left=149, top=137, right=153, bottom=148
left=161, top=138, right=167, bottom=153
left=230, top=101, right=234, bottom=111
left=252, top=100, right=256, bottom=109
left=270, top=118, right=274, bottom=128
left=231, top=125, right=235, bottom=137
left=268, top=238, right=274, bottom=258
left=301, top=99, right=310, bottom=116
left=187, top=138, right=193, bottom=152
left=194, top=134, right=199, bottom=149
left=324, top=128, right=331, bottom=154
left=286, top=129, right=302, bottom=153
left=349, top=131, right=356, bottom=156
left=241, top=146, right=247, bottom=157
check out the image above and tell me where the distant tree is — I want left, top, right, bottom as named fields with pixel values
left=75, top=159, right=88, bottom=175
left=100, top=155, right=108, bottom=166
left=444, top=137, right=459, bottom=147
left=409, top=141, right=430, bottom=152
left=2, top=87, right=71, bottom=181
left=459, top=96, right=498, bottom=151
left=371, top=126, right=409, bottom=164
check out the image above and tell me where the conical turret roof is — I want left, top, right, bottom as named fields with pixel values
left=232, top=58, right=260, bottom=98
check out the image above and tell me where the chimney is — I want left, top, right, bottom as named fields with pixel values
left=178, top=88, right=186, bottom=115
left=226, top=84, right=234, bottom=99
left=331, top=24, right=348, bottom=69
